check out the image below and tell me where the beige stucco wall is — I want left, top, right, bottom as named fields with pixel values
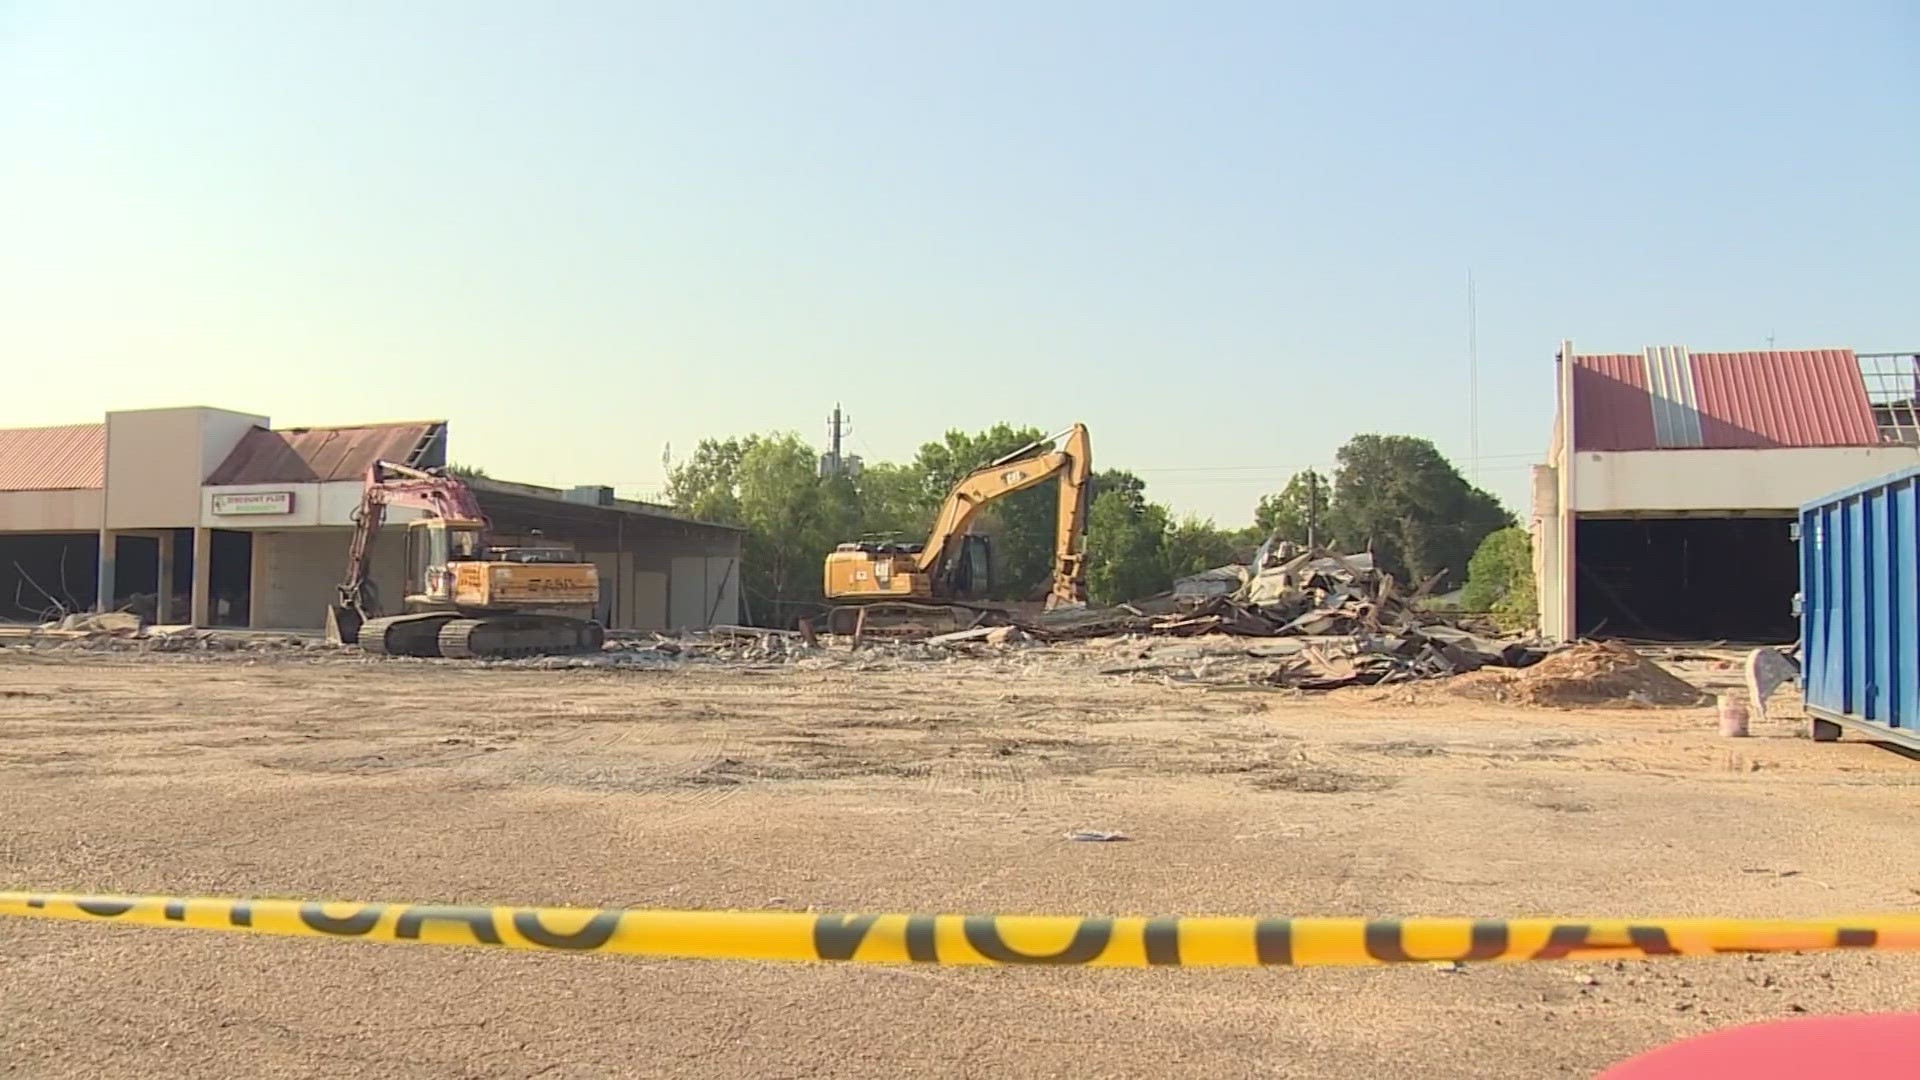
left=251, top=527, right=406, bottom=629
left=0, top=489, right=102, bottom=532
left=1569, top=446, right=1920, bottom=514
left=105, top=407, right=266, bottom=529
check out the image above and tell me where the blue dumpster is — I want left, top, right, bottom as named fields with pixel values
left=1799, top=466, right=1920, bottom=749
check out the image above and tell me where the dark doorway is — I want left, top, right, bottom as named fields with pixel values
left=112, top=531, right=195, bottom=624
left=209, top=529, right=253, bottom=627
left=0, top=534, right=99, bottom=621
left=113, top=535, right=159, bottom=607
left=1575, top=517, right=1798, bottom=642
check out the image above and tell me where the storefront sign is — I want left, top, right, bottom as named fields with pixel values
left=211, top=491, right=294, bottom=516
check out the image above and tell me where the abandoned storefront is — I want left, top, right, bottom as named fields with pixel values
left=1532, top=344, right=1920, bottom=642
left=0, top=408, right=742, bottom=631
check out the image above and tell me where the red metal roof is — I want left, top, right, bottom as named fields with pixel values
left=205, top=421, right=446, bottom=485
left=1570, top=354, right=1656, bottom=452
left=0, top=423, right=105, bottom=491
left=1690, top=350, right=1879, bottom=449
left=1570, top=348, right=1879, bottom=451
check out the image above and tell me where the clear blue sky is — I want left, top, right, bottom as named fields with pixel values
left=3, top=2, right=1914, bottom=524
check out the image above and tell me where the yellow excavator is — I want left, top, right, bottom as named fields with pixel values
left=823, top=423, right=1091, bottom=633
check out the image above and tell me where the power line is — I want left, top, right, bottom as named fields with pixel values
left=1128, top=451, right=1540, bottom=474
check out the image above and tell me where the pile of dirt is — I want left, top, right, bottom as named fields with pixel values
left=1450, top=640, right=1707, bottom=709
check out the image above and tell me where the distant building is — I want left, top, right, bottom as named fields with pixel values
left=1533, top=343, right=1920, bottom=642
left=0, top=407, right=742, bottom=631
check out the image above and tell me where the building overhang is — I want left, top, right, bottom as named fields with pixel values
left=469, top=478, right=742, bottom=543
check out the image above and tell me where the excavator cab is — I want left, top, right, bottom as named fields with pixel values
left=943, top=534, right=992, bottom=599
left=403, top=518, right=487, bottom=608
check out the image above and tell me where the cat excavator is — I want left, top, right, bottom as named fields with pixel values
left=822, top=423, right=1091, bottom=633
left=325, top=461, right=606, bottom=658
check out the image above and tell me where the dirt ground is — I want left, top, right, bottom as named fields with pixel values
left=3, top=642, right=1919, bottom=1078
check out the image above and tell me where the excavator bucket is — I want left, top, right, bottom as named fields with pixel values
left=325, top=603, right=363, bottom=646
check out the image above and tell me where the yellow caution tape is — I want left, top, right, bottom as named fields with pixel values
left=5, top=892, right=1920, bottom=967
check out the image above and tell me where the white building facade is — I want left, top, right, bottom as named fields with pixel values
left=1533, top=343, right=1920, bottom=642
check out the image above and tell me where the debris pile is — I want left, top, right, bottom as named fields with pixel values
left=1034, top=547, right=1549, bottom=689
left=1449, top=640, right=1706, bottom=708
left=41, top=611, right=144, bottom=635
left=1, top=622, right=337, bottom=655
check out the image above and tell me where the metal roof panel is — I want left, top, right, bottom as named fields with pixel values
left=1572, top=347, right=1881, bottom=451
left=0, top=423, right=106, bottom=491
left=205, top=422, right=446, bottom=485
left=1570, top=353, right=1656, bottom=451
left=1690, top=350, right=1879, bottom=448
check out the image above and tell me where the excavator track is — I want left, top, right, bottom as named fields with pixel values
left=436, top=615, right=605, bottom=660
left=357, top=613, right=459, bottom=658
left=824, top=602, right=1010, bottom=637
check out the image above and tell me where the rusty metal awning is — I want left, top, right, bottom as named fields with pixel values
left=205, top=422, right=447, bottom=485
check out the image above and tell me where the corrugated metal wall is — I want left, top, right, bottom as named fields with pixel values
left=1800, top=468, right=1920, bottom=741
left=248, top=528, right=738, bottom=630
left=670, top=556, right=740, bottom=629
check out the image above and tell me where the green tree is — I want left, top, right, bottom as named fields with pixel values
left=1092, top=468, right=1148, bottom=512
left=735, top=434, right=832, bottom=617
left=1164, top=516, right=1240, bottom=579
left=914, top=424, right=1054, bottom=600
left=1085, top=489, right=1171, bottom=603
left=665, top=435, right=759, bottom=524
left=445, top=462, right=490, bottom=479
left=1252, top=469, right=1329, bottom=546
left=1461, top=526, right=1537, bottom=630
left=1325, top=435, right=1513, bottom=587
left=854, top=461, right=933, bottom=542
left=667, top=432, right=857, bottom=624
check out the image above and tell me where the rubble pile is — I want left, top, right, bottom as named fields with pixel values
left=1, top=620, right=337, bottom=655
left=3, top=547, right=1560, bottom=695
left=1031, top=547, right=1550, bottom=690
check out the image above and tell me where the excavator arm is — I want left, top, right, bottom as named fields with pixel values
left=331, top=462, right=489, bottom=635
left=915, top=423, right=1091, bottom=608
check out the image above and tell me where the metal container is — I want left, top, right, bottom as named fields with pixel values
left=1799, top=466, right=1920, bottom=750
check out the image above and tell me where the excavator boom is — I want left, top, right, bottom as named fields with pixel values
left=333, top=461, right=487, bottom=618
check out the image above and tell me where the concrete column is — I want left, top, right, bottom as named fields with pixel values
left=1530, top=465, right=1561, bottom=641
left=191, top=527, right=213, bottom=627
left=249, top=533, right=268, bottom=629
left=95, top=529, right=116, bottom=614
left=155, top=532, right=177, bottom=624
left=1555, top=339, right=1578, bottom=641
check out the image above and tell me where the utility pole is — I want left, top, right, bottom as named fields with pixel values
left=1306, top=470, right=1319, bottom=549
left=1468, top=270, right=1479, bottom=484
left=820, top=404, right=859, bottom=479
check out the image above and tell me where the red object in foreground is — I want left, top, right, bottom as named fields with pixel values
left=1602, top=1013, right=1920, bottom=1078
